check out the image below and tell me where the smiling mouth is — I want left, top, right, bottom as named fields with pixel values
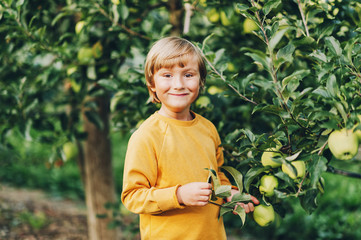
left=169, top=93, right=189, bottom=96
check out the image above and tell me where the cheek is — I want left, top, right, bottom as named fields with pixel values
left=189, top=80, right=200, bottom=92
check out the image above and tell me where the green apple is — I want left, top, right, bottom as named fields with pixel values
left=243, top=18, right=259, bottom=34
left=281, top=160, right=306, bottom=179
left=328, top=128, right=359, bottom=160
left=354, top=115, right=361, bottom=141
left=62, top=142, right=78, bottom=161
left=220, top=11, right=231, bottom=26
left=207, top=8, right=220, bottom=23
left=77, top=47, right=93, bottom=65
left=195, top=96, right=211, bottom=108
left=259, top=175, right=278, bottom=197
left=261, top=151, right=283, bottom=168
left=261, top=140, right=283, bottom=168
left=75, top=21, right=85, bottom=34
left=207, top=86, right=224, bottom=95
left=253, top=204, right=275, bottom=227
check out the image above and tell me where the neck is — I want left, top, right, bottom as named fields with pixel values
left=158, top=108, right=194, bottom=121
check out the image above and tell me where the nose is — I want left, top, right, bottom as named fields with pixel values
left=173, top=74, right=185, bottom=89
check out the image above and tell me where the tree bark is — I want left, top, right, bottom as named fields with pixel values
left=83, top=96, right=117, bottom=240
left=168, top=0, right=184, bottom=36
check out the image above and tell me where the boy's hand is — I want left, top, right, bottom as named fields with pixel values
left=226, top=189, right=260, bottom=214
left=177, top=182, right=212, bottom=207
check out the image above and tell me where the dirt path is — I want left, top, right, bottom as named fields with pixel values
left=0, top=184, right=88, bottom=240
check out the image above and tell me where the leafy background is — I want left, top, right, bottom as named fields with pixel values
left=1, top=0, right=361, bottom=239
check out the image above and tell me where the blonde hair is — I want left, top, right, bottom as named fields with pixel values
left=144, top=37, right=207, bottom=103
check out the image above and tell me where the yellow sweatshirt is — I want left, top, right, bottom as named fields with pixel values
left=121, top=112, right=231, bottom=240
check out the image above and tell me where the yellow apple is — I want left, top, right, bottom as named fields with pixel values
left=259, top=175, right=279, bottom=197
left=281, top=161, right=306, bottom=179
left=253, top=204, right=275, bottom=227
left=328, top=128, right=359, bottom=160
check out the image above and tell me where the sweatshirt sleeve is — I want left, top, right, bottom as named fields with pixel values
left=121, top=130, right=185, bottom=215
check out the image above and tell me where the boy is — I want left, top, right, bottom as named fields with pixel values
left=121, top=37, right=258, bottom=240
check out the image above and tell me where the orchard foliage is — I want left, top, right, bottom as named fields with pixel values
left=1, top=0, right=361, bottom=229
left=199, top=0, right=361, bottom=225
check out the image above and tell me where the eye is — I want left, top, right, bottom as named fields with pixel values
left=163, top=73, right=172, bottom=78
left=185, top=73, right=193, bottom=78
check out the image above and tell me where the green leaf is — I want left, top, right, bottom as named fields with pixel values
left=244, top=166, right=268, bottom=192
left=333, top=101, right=348, bottom=125
left=206, top=168, right=221, bottom=189
left=231, top=192, right=252, bottom=202
left=312, top=87, right=331, bottom=99
left=119, top=4, right=129, bottom=20
left=326, top=74, right=338, bottom=98
left=299, top=188, right=319, bottom=214
left=310, top=50, right=328, bottom=63
left=325, top=36, right=342, bottom=56
left=285, top=150, right=302, bottom=161
left=243, top=49, right=270, bottom=72
left=277, top=43, right=295, bottom=63
left=269, top=28, right=288, bottom=53
left=221, top=166, right=243, bottom=193
left=235, top=3, right=249, bottom=12
left=215, top=185, right=232, bottom=198
left=308, top=155, right=327, bottom=188
left=219, top=205, right=233, bottom=219
left=263, top=0, right=282, bottom=16
left=252, top=104, right=283, bottom=115
left=233, top=206, right=246, bottom=226
left=241, top=129, right=256, bottom=144
left=98, top=79, right=118, bottom=91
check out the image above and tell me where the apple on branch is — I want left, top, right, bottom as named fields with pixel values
left=328, top=128, right=359, bottom=161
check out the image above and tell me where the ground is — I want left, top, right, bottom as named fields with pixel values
left=0, top=184, right=88, bottom=240
left=0, top=184, right=243, bottom=240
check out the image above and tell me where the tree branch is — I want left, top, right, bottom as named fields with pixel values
left=200, top=51, right=258, bottom=105
left=297, top=0, right=310, bottom=37
left=327, top=165, right=361, bottom=179
left=94, top=3, right=150, bottom=40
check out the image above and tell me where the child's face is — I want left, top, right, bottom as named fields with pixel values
left=151, top=55, right=200, bottom=119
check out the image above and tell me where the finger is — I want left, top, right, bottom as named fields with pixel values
left=250, top=195, right=260, bottom=205
left=242, top=203, right=251, bottom=213
left=247, top=202, right=255, bottom=212
left=200, top=189, right=212, bottom=196
left=201, top=183, right=212, bottom=189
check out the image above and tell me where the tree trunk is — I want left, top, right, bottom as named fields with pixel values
left=168, top=0, right=184, bottom=36
left=83, top=96, right=117, bottom=240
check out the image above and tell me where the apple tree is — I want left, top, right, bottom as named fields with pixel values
left=194, top=0, right=361, bottom=226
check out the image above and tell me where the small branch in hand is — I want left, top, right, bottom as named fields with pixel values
left=209, top=201, right=234, bottom=209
